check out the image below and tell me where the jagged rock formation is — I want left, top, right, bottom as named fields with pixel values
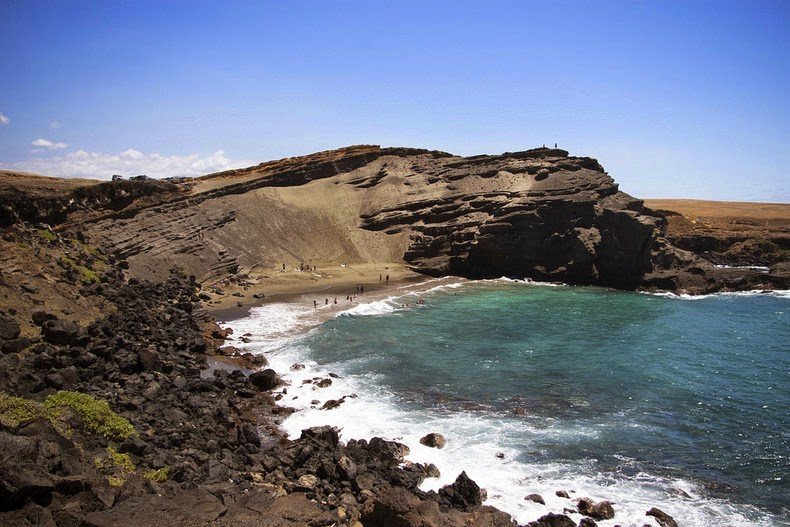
left=357, top=148, right=662, bottom=288
left=2, top=145, right=786, bottom=293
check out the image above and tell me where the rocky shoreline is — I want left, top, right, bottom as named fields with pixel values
left=0, top=225, right=685, bottom=527
left=2, top=146, right=786, bottom=526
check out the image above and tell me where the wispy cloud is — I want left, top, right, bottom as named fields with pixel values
left=32, top=138, right=68, bottom=150
left=0, top=113, right=9, bottom=125
left=49, top=121, right=62, bottom=129
left=8, top=148, right=247, bottom=179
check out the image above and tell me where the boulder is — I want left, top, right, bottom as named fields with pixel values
left=296, top=474, right=319, bottom=490
left=299, top=426, right=340, bottom=447
left=438, top=471, right=482, bottom=509
left=419, top=432, right=446, bottom=449
left=0, top=314, right=21, bottom=340
left=525, top=493, right=545, bottom=505
left=248, top=369, right=278, bottom=390
left=321, top=399, right=344, bottom=410
left=0, top=467, right=54, bottom=510
left=424, top=463, right=440, bottom=478
left=41, top=319, right=85, bottom=346
left=646, top=507, right=678, bottom=527
left=577, top=498, right=615, bottom=520
left=528, top=513, right=576, bottom=527
left=31, top=311, right=57, bottom=326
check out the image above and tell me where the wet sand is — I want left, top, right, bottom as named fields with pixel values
left=206, top=262, right=430, bottom=321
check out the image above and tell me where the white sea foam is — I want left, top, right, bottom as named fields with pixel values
left=642, top=289, right=790, bottom=301
left=335, top=278, right=465, bottom=318
left=485, top=276, right=567, bottom=287
left=223, top=285, right=785, bottom=527
left=337, top=298, right=401, bottom=317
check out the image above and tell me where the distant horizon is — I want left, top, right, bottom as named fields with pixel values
left=1, top=1, right=788, bottom=202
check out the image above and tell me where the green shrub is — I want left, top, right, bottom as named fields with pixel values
left=143, top=467, right=170, bottom=482
left=43, top=391, right=136, bottom=440
left=38, top=229, right=57, bottom=242
left=0, top=392, right=39, bottom=426
left=57, top=256, right=101, bottom=284
left=107, top=446, right=135, bottom=472
left=77, top=266, right=100, bottom=284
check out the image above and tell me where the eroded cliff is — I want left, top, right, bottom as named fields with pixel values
left=2, top=145, right=786, bottom=293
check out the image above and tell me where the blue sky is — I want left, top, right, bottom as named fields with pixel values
left=1, top=1, right=788, bottom=201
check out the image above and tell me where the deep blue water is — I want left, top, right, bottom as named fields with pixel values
left=298, top=283, right=789, bottom=523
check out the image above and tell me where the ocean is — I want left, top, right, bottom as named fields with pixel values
left=224, top=278, right=790, bottom=527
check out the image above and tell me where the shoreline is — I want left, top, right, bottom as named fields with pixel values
left=218, top=278, right=788, bottom=527
left=204, top=263, right=429, bottom=321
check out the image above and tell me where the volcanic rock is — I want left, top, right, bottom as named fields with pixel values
left=0, top=313, right=21, bottom=340
left=528, top=512, right=577, bottom=527
left=248, top=368, right=278, bottom=390
left=41, top=319, right=85, bottom=346
left=525, top=493, right=546, bottom=504
left=419, top=432, right=446, bottom=449
left=438, top=471, right=483, bottom=509
left=646, top=507, right=679, bottom=527
left=577, top=497, right=615, bottom=520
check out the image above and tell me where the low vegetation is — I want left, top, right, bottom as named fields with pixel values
left=0, top=392, right=40, bottom=426
left=38, top=229, right=57, bottom=242
left=58, top=256, right=101, bottom=284
left=43, top=390, right=137, bottom=439
left=143, top=467, right=170, bottom=482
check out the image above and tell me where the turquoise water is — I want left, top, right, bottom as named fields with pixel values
left=298, top=283, right=788, bottom=523
left=227, top=281, right=789, bottom=525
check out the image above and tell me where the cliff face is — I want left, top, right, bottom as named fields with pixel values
left=76, top=146, right=672, bottom=289
left=2, top=145, right=786, bottom=293
left=357, top=148, right=663, bottom=289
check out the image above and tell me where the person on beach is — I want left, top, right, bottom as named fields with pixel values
left=360, top=285, right=364, bottom=294
left=379, top=274, right=382, bottom=282
left=282, top=263, right=286, bottom=271
left=325, top=298, right=328, bottom=305
left=385, top=274, right=389, bottom=283
left=313, top=300, right=317, bottom=308
left=334, top=298, right=337, bottom=304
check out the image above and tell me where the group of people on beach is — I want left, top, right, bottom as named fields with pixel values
left=281, top=263, right=318, bottom=272
left=311, top=282, right=367, bottom=309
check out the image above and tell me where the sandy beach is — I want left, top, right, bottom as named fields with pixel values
left=205, top=262, right=429, bottom=321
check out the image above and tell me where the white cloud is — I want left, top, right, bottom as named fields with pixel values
left=49, top=121, right=62, bottom=129
left=0, top=113, right=9, bottom=125
left=32, top=138, right=68, bottom=149
left=7, top=148, right=247, bottom=180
